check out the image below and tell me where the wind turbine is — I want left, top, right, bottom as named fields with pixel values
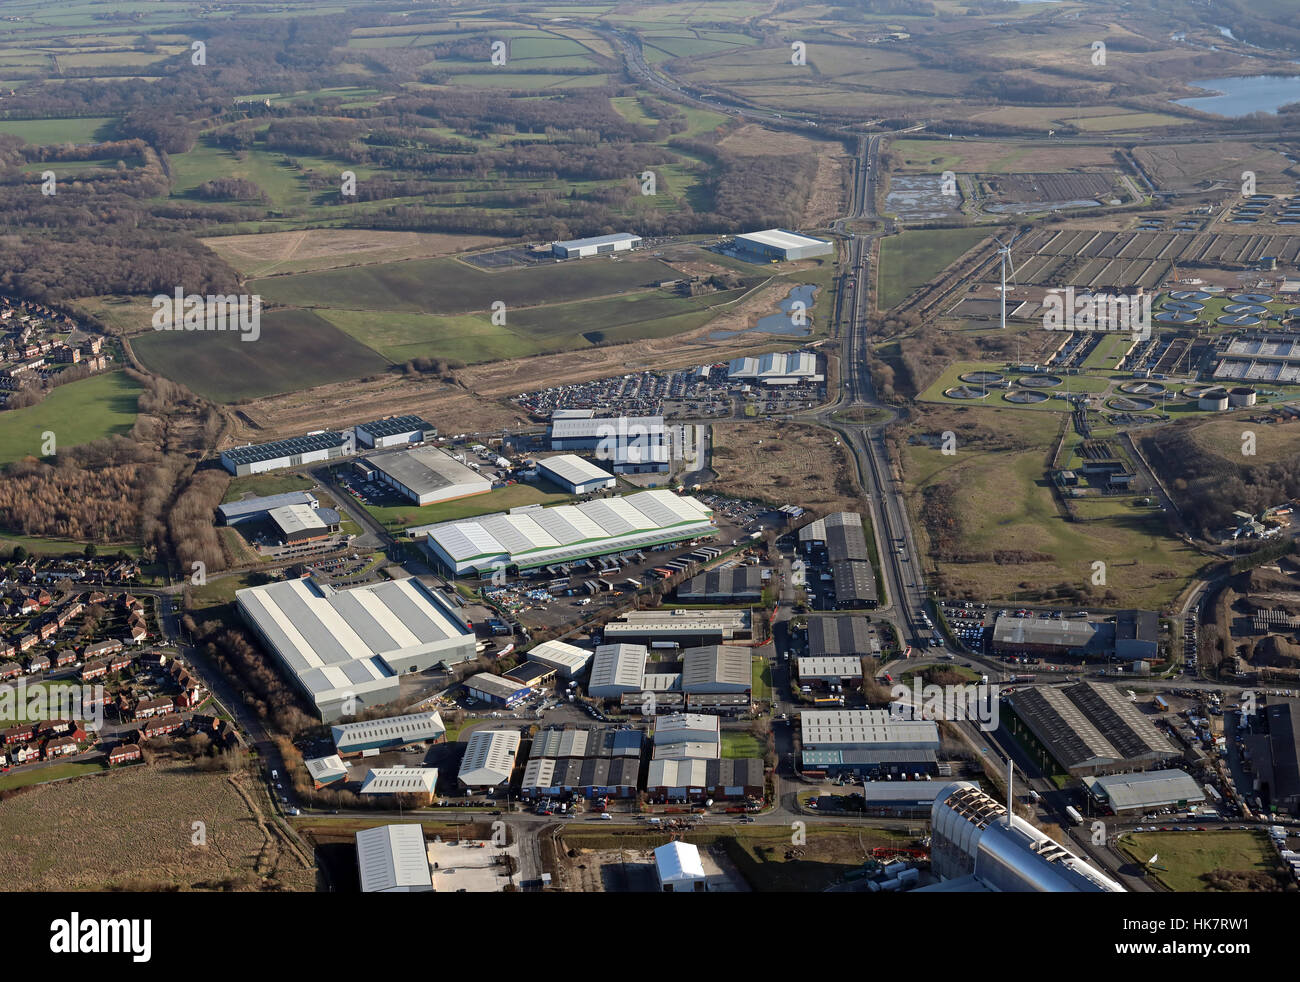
left=993, top=234, right=1020, bottom=331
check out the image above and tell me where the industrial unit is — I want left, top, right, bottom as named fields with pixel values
left=526, top=639, right=593, bottom=679
left=220, top=431, right=354, bottom=477
left=924, top=782, right=1124, bottom=892
left=800, top=709, right=940, bottom=777
left=799, top=512, right=877, bottom=608
left=588, top=643, right=649, bottom=699
left=797, top=655, right=863, bottom=687
left=359, top=766, right=439, bottom=801
left=734, top=228, right=834, bottom=262
left=217, top=491, right=319, bottom=526
left=992, top=610, right=1158, bottom=661
left=457, top=729, right=522, bottom=790
left=653, top=712, right=721, bottom=748
left=602, top=609, right=751, bottom=647
left=305, top=754, right=348, bottom=789
left=411, top=489, right=714, bottom=576
left=364, top=445, right=492, bottom=506
left=807, top=615, right=874, bottom=659
left=546, top=413, right=669, bottom=473
left=534, top=454, right=616, bottom=494
left=465, top=672, right=531, bottom=707
left=1243, top=698, right=1300, bottom=814
left=354, top=414, right=437, bottom=449
left=680, top=644, right=752, bottom=695
left=727, top=351, right=822, bottom=385
left=654, top=841, right=708, bottom=892
left=1006, top=682, right=1180, bottom=777
left=237, top=576, right=475, bottom=721
left=645, top=757, right=764, bottom=800
left=355, top=824, right=433, bottom=893
left=676, top=566, right=763, bottom=604
left=551, top=232, right=641, bottom=259
left=331, top=712, right=447, bottom=757
left=1083, top=768, right=1206, bottom=816
left=519, top=725, right=645, bottom=798
left=267, top=503, right=340, bottom=544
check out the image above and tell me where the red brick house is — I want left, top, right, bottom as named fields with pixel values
left=83, top=639, right=122, bottom=660
left=108, top=743, right=141, bottom=765
left=81, top=659, right=109, bottom=681
left=44, top=736, right=80, bottom=758
left=108, top=653, right=132, bottom=673
left=3, top=724, right=34, bottom=745
left=139, top=715, right=183, bottom=740
left=54, top=649, right=76, bottom=667
left=27, top=653, right=50, bottom=673
left=133, top=696, right=174, bottom=720
left=0, top=661, right=20, bottom=680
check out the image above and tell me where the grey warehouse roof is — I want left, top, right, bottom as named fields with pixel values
left=1084, top=769, right=1205, bottom=811
left=222, top=431, right=348, bottom=467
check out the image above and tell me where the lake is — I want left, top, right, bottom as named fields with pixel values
left=710, top=283, right=818, bottom=340
left=1175, top=75, right=1300, bottom=116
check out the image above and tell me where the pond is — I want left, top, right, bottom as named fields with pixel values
left=1175, top=75, right=1300, bottom=116
left=710, top=283, right=818, bottom=340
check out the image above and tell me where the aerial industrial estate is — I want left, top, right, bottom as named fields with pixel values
left=0, top=3, right=1297, bottom=946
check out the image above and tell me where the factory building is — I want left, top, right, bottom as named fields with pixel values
left=546, top=413, right=669, bottom=473
left=519, top=725, right=644, bottom=798
left=267, top=503, right=340, bottom=544
left=800, top=709, right=940, bottom=777
left=1083, top=769, right=1205, bottom=816
left=798, top=513, right=877, bottom=608
left=551, top=232, right=641, bottom=259
left=992, top=610, right=1158, bottom=661
left=456, top=729, right=522, bottom=790
left=602, top=609, right=751, bottom=647
left=465, top=672, right=531, bottom=707
left=217, top=491, right=319, bottom=527
left=1243, top=698, right=1300, bottom=814
left=220, top=431, right=354, bottom=477
left=412, top=489, right=714, bottom=576
left=588, top=643, right=648, bottom=699
left=676, top=566, right=763, bottom=604
left=653, top=712, right=720, bottom=749
left=535, top=454, right=616, bottom=495
left=797, top=656, right=863, bottom=687
left=680, top=644, right=752, bottom=695
left=734, top=228, right=834, bottom=262
left=807, top=615, right=874, bottom=659
left=305, top=754, right=348, bottom=789
left=355, top=824, right=433, bottom=893
left=923, top=782, right=1124, bottom=892
left=354, top=414, right=437, bottom=450
left=525, top=639, right=592, bottom=679
left=645, top=757, right=764, bottom=800
left=364, top=445, right=492, bottom=507
left=1005, top=682, right=1180, bottom=777
left=237, top=575, right=475, bottom=721
left=359, top=767, right=439, bottom=802
left=727, top=350, right=822, bottom=385
left=331, top=712, right=447, bottom=758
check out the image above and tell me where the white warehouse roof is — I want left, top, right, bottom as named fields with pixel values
left=653, top=712, right=721, bottom=744
left=411, top=489, right=714, bottom=574
left=589, top=643, right=649, bottom=696
left=360, top=767, right=439, bottom=795
left=457, top=729, right=522, bottom=787
left=536, top=454, right=615, bottom=487
left=355, top=824, right=432, bottom=893
left=332, top=712, right=447, bottom=754
left=1084, top=769, right=1206, bottom=811
left=305, top=754, right=348, bottom=785
left=527, top=639, right=592, bottom=676
left=736, top=229, right=832, bottom=251
left=728, top=351, right=820, bottom=382
left=801, top=709, right=940, bottom=750
left=655, top=841, right=706, bottom=884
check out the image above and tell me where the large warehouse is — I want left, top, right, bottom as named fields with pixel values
left=547, top=413, right=669, bottom=473
left=677, top=566, right=763, bottom=604
left=354, top=414, right=437, bottom=450
left=535, top=454, right=616, bottom=494
left=268, top=503, right=339, bottom=544
left=1243, top=698, right=1300, bottom=814
left=411, top=489, right=714, bottom=576
left=332, top=712, right=447, bottom=757
left=552, top=232, right=641, bottom=259
left=680, top=644, right=752, bottom=695
left=355, top=824, right=433, bottom=893
left=364, top=445, right=492, bottom=507
left=727, top=351, right=822, bottom=386
left=734, top=228, right=834, bottom=262
left=992, top=610, right=1158, bottom=661
left=808, top=615, right=874, bottom=658
left=236, top=577, right=475, bottom=721
left=1006, top=681, right=1181, bottom=777
left=1083, top=769, right=1205, bottom=816
left=800, top=709, right=940, bottom=777
left=220, top=431, right=354, bottom=477
left=217, top=491, right=318, bottom=526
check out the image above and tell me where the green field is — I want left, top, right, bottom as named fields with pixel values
left=0, top=371, right=141, bottom=464
left=1116, top=830, right=1288, bottom=892
left=750, top=659, right=772, bottom=703
left=251, top=255, right=678, bottom=316
left=375, top=481, right=573, bottom=533
left=721, top=729, right=764, bottom=758
left=0, top=761, right=106, bottom=791
left=0, top=116, right=117, bottom=144
left=130, top=308, right=390, bottom=402
left=222, top=473, right=313, bottom=503
left=877, top=227, right=991, bottom=310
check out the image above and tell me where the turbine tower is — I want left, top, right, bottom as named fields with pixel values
left=994, top=235, right=1018, bottom=330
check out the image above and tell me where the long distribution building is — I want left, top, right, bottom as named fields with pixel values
left=800, top=709, right=940, bottom=777
left=551, top=232, right=641, bottom=259
left=547, top=413, right=669, bottom=473
left=734, top=228, right=834, bottom=262
left=236, top=577, right=475, bottom=721
left=535, top=454, right=616, bottom=494
left=220, top=431, right=354, bottom=477
left=354, top=415, right=437, bottom=449
left=364, top=445, right=492, bottom=506
left=411, top=489, right=714, bottom=576
left=727, top=351, right=822, bottom=385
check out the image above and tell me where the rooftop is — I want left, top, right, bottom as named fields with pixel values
left=365, top=445, right=488, bottom=497
left=536, top=453, right=615, bottom=486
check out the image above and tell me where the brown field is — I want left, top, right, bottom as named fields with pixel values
left=718, top=124, right=848, bottom=224
left=1133, top=142, right=1296, bottom=192
left=891, top=138, right=1122, bottom=174
left=203, top=230, right=510, bottom=277
left=1189, top=416, right=1300, bottom=466
left=710, top=419, right=859, bottom=511
left=0, top=759, right=316, bottom=891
